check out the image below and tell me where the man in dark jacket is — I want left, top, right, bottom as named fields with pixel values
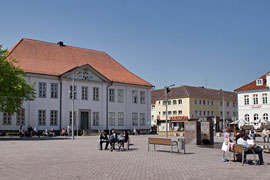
left=99, top=130, right=109, bottom=150
left=109, top=129, right=117, bottom=151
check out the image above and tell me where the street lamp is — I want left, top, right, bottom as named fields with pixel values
left=218, top=90, right=225, bottom=131
left=164, top=84, right=175, bottom=137
left=71, top=73, right=75, bottom=140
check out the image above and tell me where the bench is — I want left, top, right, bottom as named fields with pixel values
left=5, top=132, right=20, bottom=136
left=148, top=137, right=179, bottom=154
left=230, top=144, right=256, bottom=166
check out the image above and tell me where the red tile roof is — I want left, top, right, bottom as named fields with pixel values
left=8, top=38, right=153, bottom=87
left=151, top=85, right=237, bottom=104
left=234, top=72, right=270, bottom=91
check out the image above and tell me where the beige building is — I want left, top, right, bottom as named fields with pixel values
left=151, top=86, right=237, bottom=132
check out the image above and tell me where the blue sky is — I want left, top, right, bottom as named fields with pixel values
left=1, top=0, right=270, bottom=91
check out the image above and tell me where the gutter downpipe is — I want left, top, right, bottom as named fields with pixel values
left=59, top=76, right=62, bottom=130
left=106, top=81, right=113, bottom=131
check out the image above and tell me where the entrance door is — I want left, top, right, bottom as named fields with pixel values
left=81, top=112, right=89, bottom=130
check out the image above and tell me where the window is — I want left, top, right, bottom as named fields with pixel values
left=3, top=112, right=11, bottom=125
left=199, top=100, right=201, bottom=105
left=178, top=110, right=182, bottom=115
left=118, top=89, right=124, bottom=103
left=220, top=101, right=223, bottom=106
left=118, top=112, right=124, bottom=126
left=168, top=111, right=172, bottom=116
left=173, top=111, right=177, bottom=116
left=109, top=88, right=115, bottom=102
left=207, top=111, right=210, bottom=116
left=16, top=109, right=25, bottom=126
left=199, top=111, right=202, bottom=116
left=69, top=111, right=76, bottom=126
left=69, top=85, right=77, bottom=99
left=254, top=113, right=259, bottom=121
left=163, top=101, right=166, bottom=106
left=50, top=110, right=58, bottom=126
left=245, top=114, right=249, bottom=122
left=227, top=102, right=229, bottom=107
left=203, top=111, right=206, bottom=116
left=81, top=86, right=88, bottom=100
left=194, top=99, right=197, bottom=105
left=263, top=113, right=268, bottom=121
left=211, top=111, right=214, bottom=116
left=168, top=100, right=171, bottom=105
left=151, top=105, right=155, bottom=110
left=220, top=111, right=223, bottom=116
left=227, top=111, right=230, bottom=115
left=211, top=101, right=214, bottom=106
left=263, top=94, right=267, bottom=104
left=203, top=100, right=205, bottom=105
left=173, top=100, right=177, bottom=105
left=253, top=94, right=258, bottom=104
left=140, top=91, right=145, bottom=104
left=93, top=87, right=99, bottom=101
left=207, top=100, right=210, bottom=106
left=233, top=102, right=236, bottom=107
left=140, top=113, right=145, bottom=126
left=39, top=82, right=46, bottom=98
left=163, top=111, right=166, bottom=117
left=195, top=110, right=198, bottom=116
left=244, top=95, right=249, bottom=105
left=256, top=79, right=263, bottom=86
left=132, top=90, right=138, bottom=103
left=109, top=112, right=115, bottom=126
left=132, top=112, right=138, bottom=126
left=178, top=99, right=182, bottom=104
left=93, top=112, right=99, bottom=126
left=38, top=110, right=46, bottom=126
left=50, top=83, right=58, bottom=98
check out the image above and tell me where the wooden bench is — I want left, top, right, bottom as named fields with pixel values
left=5, top=132, right=20, bottom=136
left=148, top=138, right=179, bottom=154
left=230, top=144, right=256, bottom=166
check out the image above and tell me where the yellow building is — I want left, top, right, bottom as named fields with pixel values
left=151, top=86, right=237, bottom=132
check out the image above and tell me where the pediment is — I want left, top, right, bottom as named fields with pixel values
left=61, top=64, right=109, bottom=82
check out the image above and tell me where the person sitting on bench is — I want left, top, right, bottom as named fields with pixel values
left=237, top=132, right=264, bottom=165
left=99, top=130, right=109, bottom=150
left=109, top=129, right=117, bottom=151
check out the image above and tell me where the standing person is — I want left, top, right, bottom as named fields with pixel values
left=237, top=132, right=264, bottom=165
left=249, top=128, right=256, bottom=141
left=99, top=130, right=109, bottom=150
left=222, top=128, right=231, bottom=161
left=262, top=128, right=270, bottom=143
left=19, top=125, right=23, bottom=138
left=109, top=129, right=117, bottom=151
left=33, top=126, right=40, bottom=137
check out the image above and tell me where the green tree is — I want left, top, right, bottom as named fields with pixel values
left=0, top=45, right=36, bottom=114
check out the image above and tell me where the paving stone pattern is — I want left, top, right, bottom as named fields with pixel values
left=0, top=135, right=269, bottom=180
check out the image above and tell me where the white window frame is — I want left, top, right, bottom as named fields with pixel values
left=3, top=112, right=12, bottom=125
left=132, top=112, right=138, bottom=126
left=109, top=112, right=115, bottom=126
left=118, top=89, right=124, bottom=103
left=39, top=82, right=46, bottom=98
left=118, top=112, right=124, bottom=126
left=38, top=110, right=46, bottom=126
left=16, top=109, right=25, bottom=126
left=109, top=88, right=115, bottom=102
left=93, top=87, right=99, bottom=101
left=50, top=83, right=58, bottom=99
left=50, top=110, right=58, bottom=126
left=81, top=86, right=88, bottom=100
left=93, top=112, right=99, bottom=126
left=132, top=90, right=138, bottom=103
left=140, top=113, right=145, bottom=126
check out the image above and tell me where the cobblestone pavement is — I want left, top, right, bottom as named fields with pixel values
left=0, top=135, right=270, bottom=180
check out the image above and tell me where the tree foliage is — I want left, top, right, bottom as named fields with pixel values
left=0, top=45, right=36, bottom=114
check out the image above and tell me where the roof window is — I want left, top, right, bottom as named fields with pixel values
left=256, top=79, right=263, bottom=86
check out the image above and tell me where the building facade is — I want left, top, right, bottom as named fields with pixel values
left=0, top=39, right=153, bottom=132
left=151, top=86, right=237, bottom=131
left=235, top=72, right=270, bottom=129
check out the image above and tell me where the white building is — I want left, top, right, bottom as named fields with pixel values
left=235, top=72, right=270, bottom=129
left=0, top=38, right=153, bottom=133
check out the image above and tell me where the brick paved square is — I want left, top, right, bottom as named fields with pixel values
left=0, top=135, right=269, bottom=180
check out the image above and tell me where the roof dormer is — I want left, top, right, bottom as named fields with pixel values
left=256, top=79, right=263, bottom=86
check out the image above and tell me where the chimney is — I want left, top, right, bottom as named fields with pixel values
left=266, top=72, right=270, bottom=88
left=57, top=41, right=64, bottom=46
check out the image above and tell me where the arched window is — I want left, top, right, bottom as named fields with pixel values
left=254, top=113, right=259, bottom=121
left=263, top=113, right=268, bottom=121
left=245, top=114, right=249, bottom=122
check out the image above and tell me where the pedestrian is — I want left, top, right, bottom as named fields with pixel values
left=99, top=130, right=109, bottom=150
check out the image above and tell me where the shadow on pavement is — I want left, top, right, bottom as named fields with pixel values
left=0, top=137, right=71, bottom=141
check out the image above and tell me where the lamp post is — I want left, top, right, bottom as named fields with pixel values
left=165, top=84, right=175, bottom=137
left=71, top=73, right=75, bottom=140
left=218, top=90, right=225, bottom=131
